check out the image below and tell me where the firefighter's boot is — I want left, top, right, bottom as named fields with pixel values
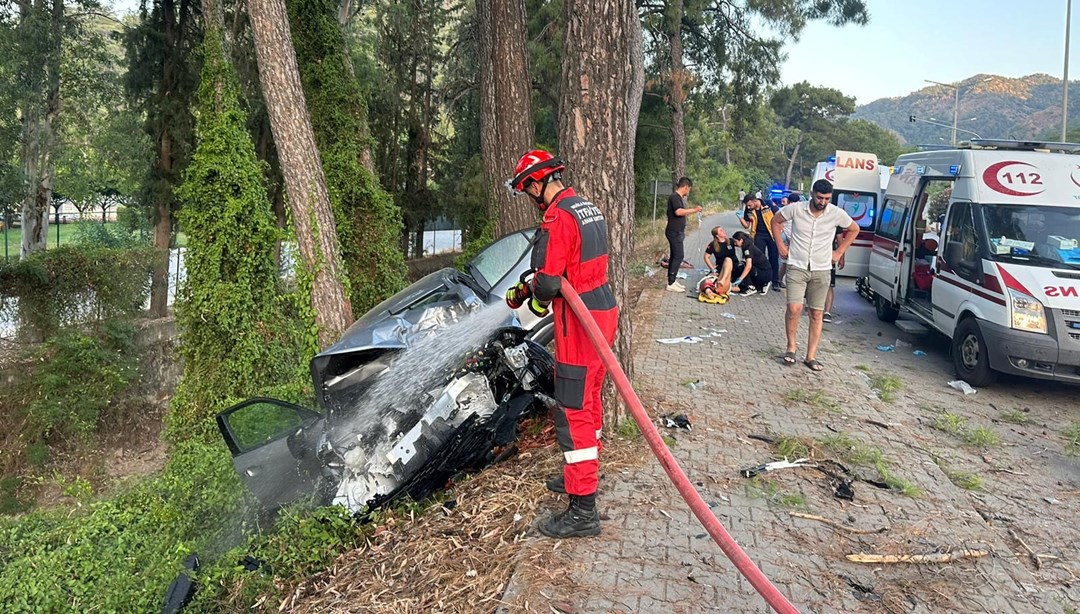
left=537, top=494, right=600, bottom=539
left=545, top=473, right=566, bottom=494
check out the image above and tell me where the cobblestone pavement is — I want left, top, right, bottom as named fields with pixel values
left=500, top=211, right=1080, bottom=614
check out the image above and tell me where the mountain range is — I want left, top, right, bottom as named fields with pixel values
left=853, top=74, right=1079, bottom=146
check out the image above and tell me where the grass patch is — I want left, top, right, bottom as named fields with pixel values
left=775, top=435, right=811, bottom=460
left=745, top=477, right=807, bottom=508
left=616, top=418, right=641, bottom=440
left=932, top=455, right=984, bottom=491
left=932, top=412, right=967, bottom=437
left=854, top=364, right=871, bottom=372
left=931, top=412, right=1000, bottom=447
left=1064, top=422, right=1080, bottom=456
left=998, top=410, right=1033, bottom=425
left=868, top=372, right=903, bottom=402
left=661, top=434, right=677, bottom=448
left=819, top=432, right=921, bottom=497
left=785, top=388, right=841, bottom=413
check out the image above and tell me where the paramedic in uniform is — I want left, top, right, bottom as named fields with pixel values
left=504, top=150, right=618, bottom=539
left=770, top=179, right=859, bottom=371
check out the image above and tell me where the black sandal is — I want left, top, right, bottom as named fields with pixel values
left=804, top=359, right=824, bottom=372
left=782, top=351, right=797, bottom=365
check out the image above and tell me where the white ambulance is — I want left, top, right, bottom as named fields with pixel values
left=869, top=140, right=1080, bottom=386
left=811, top=151, right=892, bottom=278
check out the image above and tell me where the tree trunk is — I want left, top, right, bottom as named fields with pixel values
left=558, top=0, right=644, bottom=425
left=478, top=0, right=534, bottom=237
left=150, top=0, right=178, bottom=317
left=248, top=0, right=352, bottom=347
left=784, top=132, right=803, bottom=190
left=19, top=0, right=63, bottom=260
left=666, top=0, right=686, bottom=182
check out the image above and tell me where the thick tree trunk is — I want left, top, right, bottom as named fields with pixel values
left=248, top=0, right=352, bottom=347
left=478, top=0, right=534, bottom=237
left=150, top=0, right=178, bottom=317
left=784, top=133, right=803, bottom=190
left=558, top=0, right=644, bottom=425
left=666, top=0, right=686, bottom=182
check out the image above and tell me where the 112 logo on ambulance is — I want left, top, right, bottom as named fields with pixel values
left=982, top=160, right=1045, bottom=197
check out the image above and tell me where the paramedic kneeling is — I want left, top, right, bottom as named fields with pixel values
left=770, top=179, right=859, bottom=371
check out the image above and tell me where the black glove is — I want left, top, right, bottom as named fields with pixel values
left=505, top=281, right=531, bottom=310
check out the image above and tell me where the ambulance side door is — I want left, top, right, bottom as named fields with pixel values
left=868, top=196, right=910, bottom=302
left=934, top=201, right=979, bottom=332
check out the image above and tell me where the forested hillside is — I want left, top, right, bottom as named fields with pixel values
left=854, top=73, right=1080, bottom=144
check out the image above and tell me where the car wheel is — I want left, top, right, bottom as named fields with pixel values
left=875, top=295, right=899, bottom=322
left=951, top=318, right=997, bottom=387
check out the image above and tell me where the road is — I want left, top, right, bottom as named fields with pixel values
left=502, top=210, right=1080, bottom=613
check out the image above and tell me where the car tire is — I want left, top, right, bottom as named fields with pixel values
left=875, top=295, right=899, bottom=322
left=951, top=317, right=997, bottom=387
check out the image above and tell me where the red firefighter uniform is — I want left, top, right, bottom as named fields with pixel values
left=528, top=187, right=618, bottom=496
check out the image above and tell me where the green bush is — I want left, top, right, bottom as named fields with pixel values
left=23, top=321, right=139, bottom=447
left=0, top=440, right=251, bottom=613
left=170, top=31, right=304, bottom=443
left=0, top=245, right=152, bottom=340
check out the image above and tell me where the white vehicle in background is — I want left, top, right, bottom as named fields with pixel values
left=869, top=140, right=1080, bottom=386
left=812, top=151, right=892, bottom=278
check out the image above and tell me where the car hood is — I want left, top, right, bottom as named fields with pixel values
left=309, top=268, right=517, bottom=411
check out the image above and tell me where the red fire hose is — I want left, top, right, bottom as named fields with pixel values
left=559, top=283, right=800, bottom=614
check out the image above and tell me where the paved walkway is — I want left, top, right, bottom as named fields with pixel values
left=499, top=211, right=1078, bottom=614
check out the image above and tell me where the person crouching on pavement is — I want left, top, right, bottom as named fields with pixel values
left=731, top=231, right=773, bottom=295
left=504, top=149, right=617, bottom=539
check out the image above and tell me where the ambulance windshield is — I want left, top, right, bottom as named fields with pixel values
left=980, top=204, right=1080, bottom=270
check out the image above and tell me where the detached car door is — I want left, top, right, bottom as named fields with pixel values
left=216, top=398, right=326, bottom=510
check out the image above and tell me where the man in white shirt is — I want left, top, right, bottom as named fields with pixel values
left=770, top=179, right=860, bottom=371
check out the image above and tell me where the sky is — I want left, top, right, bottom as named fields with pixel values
left=779, top=0, right=1074, bottom=105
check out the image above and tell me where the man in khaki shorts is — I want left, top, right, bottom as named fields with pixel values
left=770, top=179, right=860, bottom=371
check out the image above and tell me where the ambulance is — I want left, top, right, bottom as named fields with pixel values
left=868, top=140, right=1080, bottom=386
left=811, top=151, right=892, bottom=278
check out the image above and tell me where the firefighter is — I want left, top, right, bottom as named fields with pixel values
left=505, top=149, right=618, bottom=539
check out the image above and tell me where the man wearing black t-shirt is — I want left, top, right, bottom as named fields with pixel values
left=664, top=177, right=701, bottom=292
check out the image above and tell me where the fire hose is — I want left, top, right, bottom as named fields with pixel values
left=559, top=282, right=800, bottom=614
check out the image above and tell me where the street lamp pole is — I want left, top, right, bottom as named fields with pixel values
left=925, top=79, right=959, bottom=145
left=1064, top=0, right=1072, bottom=142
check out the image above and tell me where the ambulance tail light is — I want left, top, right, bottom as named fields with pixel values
left=1008, top=288, right=1047, bottom=334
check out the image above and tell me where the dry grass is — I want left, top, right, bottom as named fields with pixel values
left=282, top=430, right=649, bottom=613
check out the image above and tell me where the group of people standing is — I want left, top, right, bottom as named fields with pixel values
left=667, top=178, right=861, bottom=372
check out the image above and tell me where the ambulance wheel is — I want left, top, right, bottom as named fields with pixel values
left=952, top=318, right=997, bottom=387
left=875, top=296, right=899, bottom=322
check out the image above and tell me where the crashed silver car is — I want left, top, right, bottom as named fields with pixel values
left=215, top=229, right=555, bottom=513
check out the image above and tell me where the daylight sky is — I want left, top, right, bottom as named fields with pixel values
left=107, top=0, right=1074, bottom=106
left=780, top=0, right=1074, bottom=104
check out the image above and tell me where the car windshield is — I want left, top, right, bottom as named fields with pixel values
left=980, top=204, right=1080, bottom=270
left=468, top=229, right=535, bottom=291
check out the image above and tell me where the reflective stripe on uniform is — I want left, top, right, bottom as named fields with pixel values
left=596, top=429, right=603, bottom=439
left=564, top=446, right=599, bottom=464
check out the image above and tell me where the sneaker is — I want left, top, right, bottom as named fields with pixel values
left=666, top=281, right=685, bottom=292
left=758, top=282, right=771, bottom=296
left=823, top=312, right=834, bottom=323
